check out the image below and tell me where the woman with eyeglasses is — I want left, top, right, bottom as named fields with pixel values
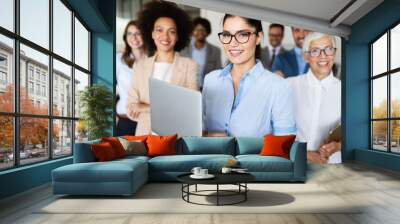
left=126, top=1, right=198, bottom=135
left=116, top=20, right=146, bottom=136
left=202, top=14, right=296, bottom=137
left=287, top=32, right=341, bottom=164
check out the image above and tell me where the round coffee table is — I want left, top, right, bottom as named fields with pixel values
left=177, top=173, right=255, bottom=206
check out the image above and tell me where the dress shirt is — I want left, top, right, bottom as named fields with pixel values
left=191, top=41, right=207, bottom=87
left=269, top=45, right=281, bottom=58
left=294, top=47, right=308, bottom=74
left=116, top=53, right=133, bottom=115
left=288, top=70, right=341, bottom=163
left=202, top=60, right=296, bottom=137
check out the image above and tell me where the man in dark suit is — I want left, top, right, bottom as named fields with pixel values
left=181, top=17, right=221, bottom=90
left=260, top=23, right=286, bottom=70
left=272, top=27, right=311, bottom=78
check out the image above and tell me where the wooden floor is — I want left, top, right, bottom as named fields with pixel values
left=1, top=162, right=400, bottom=224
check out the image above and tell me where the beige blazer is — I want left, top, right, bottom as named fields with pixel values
left=126, top=52, right=199, bottom=135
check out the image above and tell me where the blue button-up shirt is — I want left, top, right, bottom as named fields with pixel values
left=294, top=47, right=308, bottom=74
left=202, top=61, right=297, bottom=137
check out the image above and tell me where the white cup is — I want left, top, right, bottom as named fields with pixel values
left=221, top=167, right=232, bottom=174
left=191, top=167, right=202, bottom=176
left=200, top=169, right=208, bottom=176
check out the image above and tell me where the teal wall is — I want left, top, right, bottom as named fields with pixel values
left=0, top=0, right=116, bottom=200
left=344, top=0, right=400, bottom=171
left=0, top=158, right=72, bottom=199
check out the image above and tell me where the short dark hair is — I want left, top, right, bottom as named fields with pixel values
left=193, top=17, right=211, bottom=34
left=137, top=1, right=193, bottom=56
left=222, top=14, right=263, bottom=59
left=269, top=23, right=284, bottom=33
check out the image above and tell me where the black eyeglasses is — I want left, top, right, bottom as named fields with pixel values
left=305, top=47, right=336, bottom=57
left=218, top=31, right=258, bottom=44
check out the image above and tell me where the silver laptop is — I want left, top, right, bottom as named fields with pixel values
left=149, top=78, right=202, bottom=137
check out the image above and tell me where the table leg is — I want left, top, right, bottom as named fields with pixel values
left=245, top=183, right=247, bottom=201
left=195, top=184, right=198, bottom=192
left=217, top=184, right=219, bottom=206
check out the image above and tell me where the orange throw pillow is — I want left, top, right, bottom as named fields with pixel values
left=91, top=142, right=117, bottom=161
left=101, top=137, right=126, bottom=158
left=124, top=135, right=149, bottom=141
left=260, top=134, right=296, bottom=159
left=146, top=134, right=177, bottom=157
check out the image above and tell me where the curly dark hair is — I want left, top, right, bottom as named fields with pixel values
left=137, top=1, right=193, bottom=56
left=193, top=17, right=211, bottom=34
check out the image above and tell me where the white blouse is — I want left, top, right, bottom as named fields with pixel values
left=288, top=70, right=342, bottom=164
left=116, top=53, right=133, bottom=115
left=152, top=62, right=172, bottom=82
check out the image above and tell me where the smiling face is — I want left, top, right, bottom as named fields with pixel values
left=125, top=25, right=144, bottom=50
left=292, top=27, right=310, bottom=48
left=193, top=24, right=208, bottom=42
left=268, top=26, right=283, bottom=48
left=152, top=17, right=178, bottom=53
left=304, top=36, right=336, bottom=78
left=222, top=16, right=263, bottom=65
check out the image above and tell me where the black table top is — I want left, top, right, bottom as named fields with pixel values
left=177, top=172, right=255, bottom=185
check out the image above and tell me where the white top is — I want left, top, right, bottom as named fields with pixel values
left=288, top=69, right=342, bottom=164
left=116, top=53, right=133, bottom=115
left=152, top=62, right=172, bottom=82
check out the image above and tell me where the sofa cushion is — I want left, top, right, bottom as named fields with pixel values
left=148, top=154, right=235, bottom=172
left=73, top=140, right=100, bottom=163
left=52, top=158, right=147, bottom=183
left=101, top=137, right=127, bottom=158
left=236, top=155, right=293, bottom=172
left=146, top=134, right=178, bottom=157
left=235, top=137, right=263, bottom=155
left=178, top=137, right=236, bottom=155
left=118, top=137, right=147, bottom=156
left=260, top=134, right=296, bottom=159
left=91, top=142, right=118, bottom=161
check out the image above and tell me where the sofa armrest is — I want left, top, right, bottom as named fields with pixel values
left=289, top=141, right=307, bottom=182
left=73, top=140, right=100, bottom=163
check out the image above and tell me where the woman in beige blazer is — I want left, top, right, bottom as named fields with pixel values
left=126, top=1, right=198, bottom=135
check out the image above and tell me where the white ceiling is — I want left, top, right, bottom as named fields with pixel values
left=169, top=0, right=384, bottom=38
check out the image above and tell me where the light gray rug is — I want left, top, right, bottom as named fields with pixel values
left=38, top=183, right=361, bottom=214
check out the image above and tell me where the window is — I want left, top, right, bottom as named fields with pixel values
left=42, top=85, right=46, bottom=97
left=0, top=71, right=6, bottom=85
left=28, top=67, right=34, bottom=80
left=35, top=83, right=40, bottom=95
left=74, top=18, right=90, bottom=70
left=20, top=0, right=49, bottom=49
left=371, top=23, right=400, bottom=154
left=0, top=0, right=14, bottom=32
left=28, top=81, right=34, bottom=94
left=0, top=35, right=13, bottom=113
left=0, top=1, right=91, bottom=170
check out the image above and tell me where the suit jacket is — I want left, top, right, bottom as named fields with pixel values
left=181, top=42, right=222, bottom=85
left=126, top=52, right=199, bottom=135
left=259, top=46, right=286, bottom=70
left=271, top=49, right=309, bottom=77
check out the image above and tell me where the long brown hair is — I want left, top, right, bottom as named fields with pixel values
left=122, top=20, right=144, bottom=68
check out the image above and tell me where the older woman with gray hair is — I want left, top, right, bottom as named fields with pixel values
left=287, top=32, right=341, bottom=164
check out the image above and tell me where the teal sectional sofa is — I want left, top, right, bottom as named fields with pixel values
left=52, top=137, right=306, bottom=196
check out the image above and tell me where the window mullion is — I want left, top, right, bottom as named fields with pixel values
left=388, top=29, right=391, bottom=153
left=48, top=0, right=54, bottom=160
left=71, top=10, right=76, bottom=155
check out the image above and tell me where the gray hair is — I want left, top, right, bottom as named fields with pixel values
left=302, top=32, right=337, bottom=52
